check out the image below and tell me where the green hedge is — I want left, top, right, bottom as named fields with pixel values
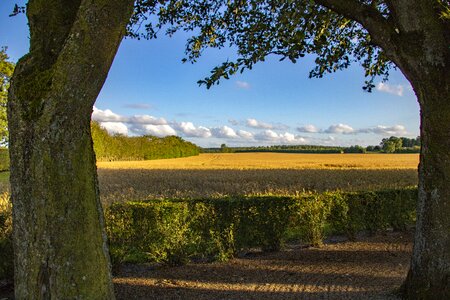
left=0, top=193, right=13, bottom=280
left=0, top=187, right=417, bottom=281
left=0, top=148, right=9, bottom=171
left=0, top=187, right=417, bottom=280
left=105, top=187, right=417, bottom=265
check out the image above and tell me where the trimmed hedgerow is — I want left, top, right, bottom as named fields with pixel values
left=0, top=187, right=417, bottom=281
left=0, top=148, right=9, bottom=172
left=105, top=187, right=417, bottom=265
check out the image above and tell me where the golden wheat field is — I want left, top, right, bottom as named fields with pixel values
left=97, top=153, right=419, bottom=203
left=97, top=153, right=419, bottom=170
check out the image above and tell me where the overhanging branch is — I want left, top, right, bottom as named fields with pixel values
left=314, top=0, right=397, bottom=54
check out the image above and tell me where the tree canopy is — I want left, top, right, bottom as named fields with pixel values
left=130, top=0, right=449, bottom=89
left=91, top=121, right=200, bottom=161
left=0, top=48, right=13, bottom=144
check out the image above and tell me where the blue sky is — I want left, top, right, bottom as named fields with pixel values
left=0, top=1, right=420, bottom=147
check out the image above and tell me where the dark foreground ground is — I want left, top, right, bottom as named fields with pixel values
left=0, top=232, right=412, bottom=299
left=114, top=232, right=412, bottom=300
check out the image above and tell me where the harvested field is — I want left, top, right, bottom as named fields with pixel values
left=114, top=231, right=413, bottom=300
left=97, top=153, right=418, bottom=203
left=98, top=153, right=419, bottom=170
left=98, top=169, right=417, bottom=203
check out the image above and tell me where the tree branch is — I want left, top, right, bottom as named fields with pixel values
left=313, top=0, right=398, bottom=54
left=26, top=0, right=82, bottom=68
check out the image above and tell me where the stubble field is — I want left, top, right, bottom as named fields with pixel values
left=97, top=153, right=419, bottom=170
left=97, top=153, right=419, bottom=204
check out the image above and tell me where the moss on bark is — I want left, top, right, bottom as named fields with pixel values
left=8, top=0, right=134, bottom=298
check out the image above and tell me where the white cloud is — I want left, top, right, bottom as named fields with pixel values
left=98, top=122, right=128, bottom=135
left=93, top=106, right=167, bottom=125
left=92, top=106, right=412, bottom=148
left=237, top=130, right=254, bottom=140
left=376, top=82, right=404, bottom=96
left=246, top=118, right=274, bottom=129
left=175, top=122, right=212, bottom=138
left=358, top=125, right=408, bottom=135
left=92, top=107, right=125, bottom=122
left=254, top=130, right=307, bottom=144
left=128, top=115, right=167, bottom=125
left=297, top=124, right=319, bottom=133
left=132, top=124, right=177, bottom=137
left=258, top=129, right=279, bottom=140
left=211, top=126, right=239, bottom=139
left=236, top=81, right=251, bottom=89
left=306, top=123, right=409, bottom=137
left=280, top=132, right=295, bottom=143
left=324, top=124, right=355, bottom=134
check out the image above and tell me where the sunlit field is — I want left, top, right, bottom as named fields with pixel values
left=97, top=153, right=419, bottom=203
left=97, top=153, right=419, bottom=170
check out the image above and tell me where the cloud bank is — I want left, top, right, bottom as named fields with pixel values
left=92, top=107, right=412, bottom=147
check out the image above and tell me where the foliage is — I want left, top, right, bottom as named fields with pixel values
left=292, top=194, right=332, bottom=246
left=364, top=136, right=421, bottom=153
left=0, top=192, right=13, bottom=281
left=400, top=136, right=421, bottom=148
left=220, top=143, right=232, bottom=153
left=205, top=143, right=416, bottom=154
left=130, top=1, right=396, bottom=89
left=343, top=145, right=366, bottom=154
left=0, top=148, right=9, bottom=171
left=91, top=121, right=200, bottom=161
left=0, top=48, right=14, bottom=144
left=203, top=145, right=345, bottom=154
left=381, top=136, right=403, bottom=153
left=0, top=186, right=417, bottom=279
left=105, top=188, right=417, bottom=266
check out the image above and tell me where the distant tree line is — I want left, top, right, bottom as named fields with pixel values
left=203, top=136, right=421, bottom=154
left=92, top=121, right=200, bottom=161
left=367, top=136, right=421, bottom=153
left=203, top=144, right=345, bottom=154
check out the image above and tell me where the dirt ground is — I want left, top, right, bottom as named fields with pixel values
left=113, top=232, right=412, bottom=300
left=0, top=232, right=412, bottom=299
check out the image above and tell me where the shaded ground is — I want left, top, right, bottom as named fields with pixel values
left=114, top=231, right=412, bottom=300
left=98, top=169, right=417, bottom=204
left=0, top=232, right=412, bottom=299
left=0, top=230, right=413, bottom=300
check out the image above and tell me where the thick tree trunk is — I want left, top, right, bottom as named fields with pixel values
left=402, top=73, right=450, bottom=299
left=7, top=0, right=134, bottom=298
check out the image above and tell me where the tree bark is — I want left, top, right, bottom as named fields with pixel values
left=7, top=0, right=134, bottom=298
left=317, top=1, right=449, bottom=298
left=383, top=3, right=450, bottom=299
left=402, top=72, right=450, bottom=299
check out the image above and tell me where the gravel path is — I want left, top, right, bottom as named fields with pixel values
left=114, top=232, right=412, bottom=300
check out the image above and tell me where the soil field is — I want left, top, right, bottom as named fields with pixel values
left=0, top=232, right=414, bottom=300
left=97, top=153, right=419, bottom=170
left=113, top=231, right=413, bottom=300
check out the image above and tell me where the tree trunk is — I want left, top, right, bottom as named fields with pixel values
left=7, top=0, right=134, bottom=298
left=402, top=72, right=450, bottom=299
